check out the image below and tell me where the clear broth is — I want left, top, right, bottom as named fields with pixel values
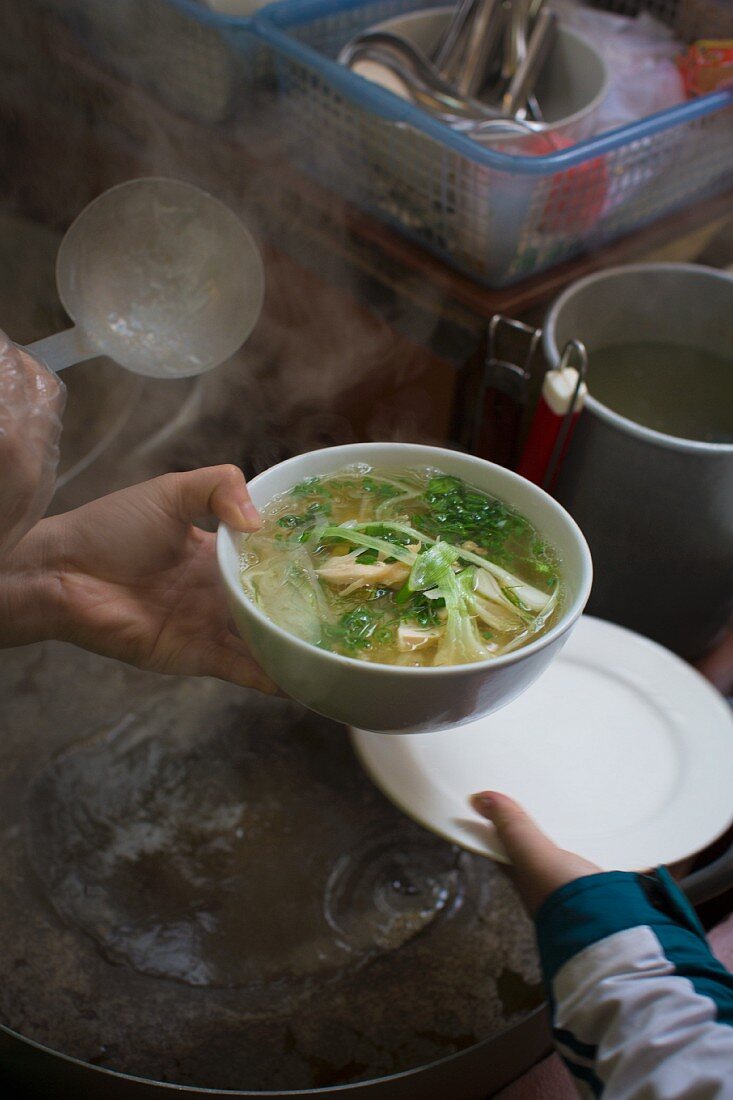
left=240, top=465, right=562, bottom=667
left=589, top=341, right=733, bottom=443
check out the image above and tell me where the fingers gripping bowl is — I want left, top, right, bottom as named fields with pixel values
left=217, top=445, right=592, bottom=732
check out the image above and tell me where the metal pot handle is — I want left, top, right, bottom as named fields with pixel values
left=681, top=833, right=733, bottom=905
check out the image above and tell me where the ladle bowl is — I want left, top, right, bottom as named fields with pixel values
left=27, top=177, right=265, bottom=378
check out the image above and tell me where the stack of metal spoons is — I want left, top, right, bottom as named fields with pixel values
left=338, top=0, right=558, bottom=143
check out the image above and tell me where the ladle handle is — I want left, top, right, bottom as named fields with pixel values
left=457, top=0, right=503, bottom=99
left=27, top=327, right=97, bottom=373
left=502, top=8, right=556, bottom=118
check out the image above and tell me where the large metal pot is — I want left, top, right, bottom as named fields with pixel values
left=544, top=263, right=733, bottom=661
left=3, top=846, right=731, bottom=1100
left=1, top=645, right=554, bottom=1100
left=1, top=644, right=732, bottom=1100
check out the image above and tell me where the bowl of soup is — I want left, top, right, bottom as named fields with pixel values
left=217, top=443, right=592, bottom=732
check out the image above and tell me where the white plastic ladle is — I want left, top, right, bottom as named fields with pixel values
left=27, top=177, right=265, bottom=378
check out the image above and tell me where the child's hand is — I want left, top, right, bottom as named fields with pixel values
left=471, top=791, right=601, bottom=915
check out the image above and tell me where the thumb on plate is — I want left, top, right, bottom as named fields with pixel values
left=471, top=791, right=600, bottom=916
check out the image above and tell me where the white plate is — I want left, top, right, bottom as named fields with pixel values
left=351, top=617, right=733, bottom=871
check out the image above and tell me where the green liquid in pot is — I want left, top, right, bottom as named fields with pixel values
left=589, top=341, right=733, bottom=443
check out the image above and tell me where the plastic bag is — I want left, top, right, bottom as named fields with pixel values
left=550, top=1, right=686, bottom=132
left=0, top=332, right=65, bottom=557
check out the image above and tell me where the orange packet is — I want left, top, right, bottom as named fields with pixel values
left=678, top=40, right=733, bottom=96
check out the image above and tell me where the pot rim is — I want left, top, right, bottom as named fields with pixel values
left=543, top=262, right=733, bottom=456
left=0, top=1006, right=550, bottom=1097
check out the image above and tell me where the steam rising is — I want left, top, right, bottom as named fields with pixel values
left=1, top=0, right=453, bottom=504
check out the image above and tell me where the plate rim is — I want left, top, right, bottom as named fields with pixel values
left=350, top=616, right=733, bottom=871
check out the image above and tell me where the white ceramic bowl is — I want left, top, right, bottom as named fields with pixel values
left=217, top=443, right=592, bottom=733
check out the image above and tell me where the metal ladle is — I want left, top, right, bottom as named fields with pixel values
left=455, top=0, right=504, bottom=99
left=26, top=177, right=265, bottom=378
left=433, top=0, right=477, bottom=82
left=339, top=31, right=472, bottom=104
left=502, top=7, right=556, bottom=119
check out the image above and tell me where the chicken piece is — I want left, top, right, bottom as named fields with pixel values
left=316, top=557, right=410, bottom=595
left=397, top=624, right=441, bottom=652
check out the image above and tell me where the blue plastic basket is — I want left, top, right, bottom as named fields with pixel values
left=254, top=0, right=733, bottom=285
left=37, top=0, right=270, bottom=125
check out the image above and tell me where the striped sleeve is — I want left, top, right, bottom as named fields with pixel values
left=534, top=869, right=733, bottom=1099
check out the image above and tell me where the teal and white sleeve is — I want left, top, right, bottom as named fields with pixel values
left=535, top=868, right=733, bottom=1099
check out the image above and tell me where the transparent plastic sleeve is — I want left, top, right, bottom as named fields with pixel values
left=0, top=331, right=66, bottom=557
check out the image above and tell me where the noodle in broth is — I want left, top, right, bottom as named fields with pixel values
left=239, top=466, right=563, bottom=667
